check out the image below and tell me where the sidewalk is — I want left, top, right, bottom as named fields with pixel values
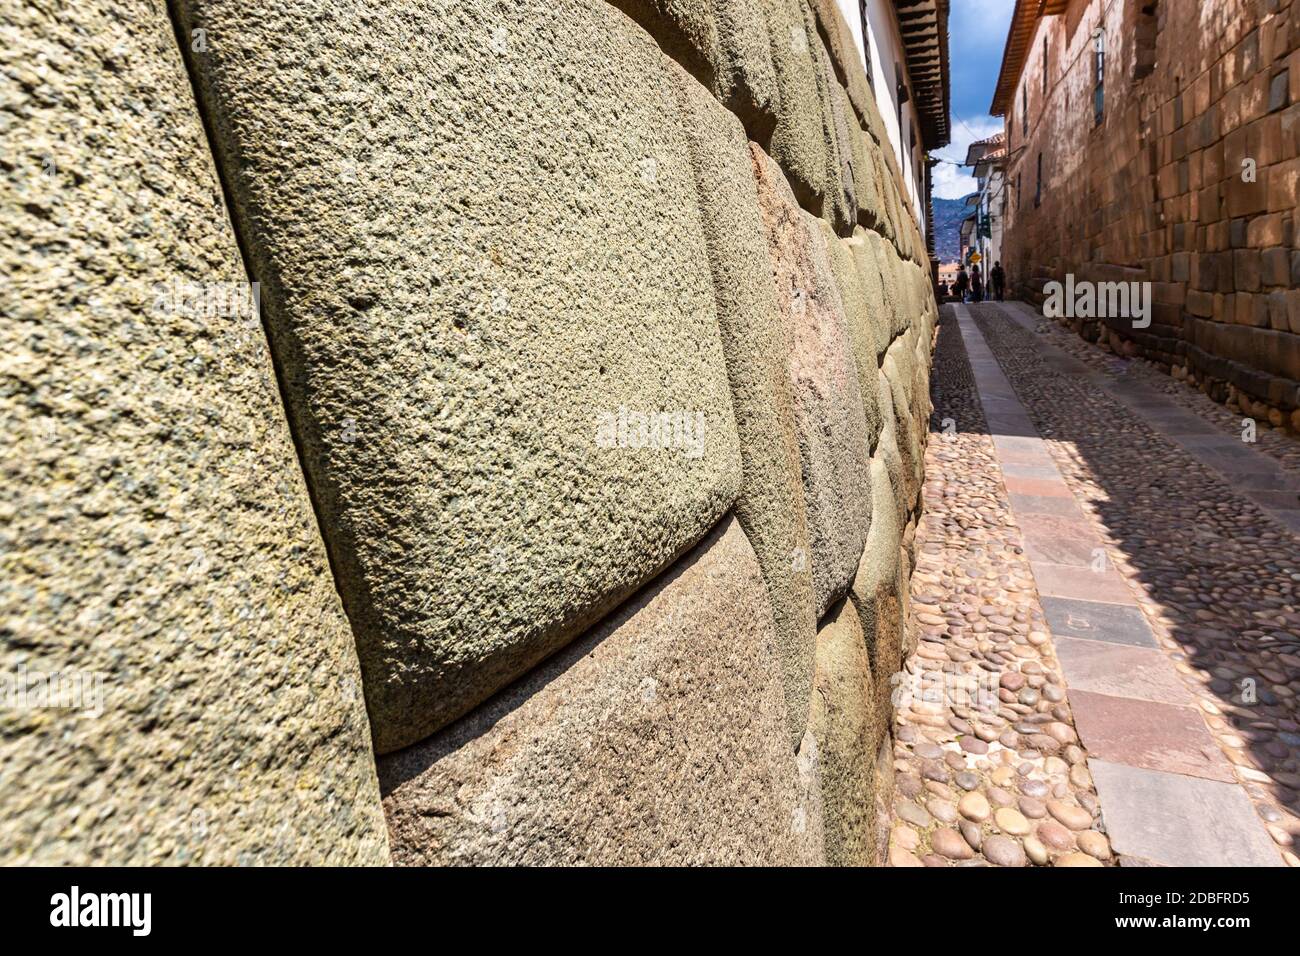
left=887, top=301, right=1298, bottom=867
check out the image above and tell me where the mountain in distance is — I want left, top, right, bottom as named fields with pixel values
left=931, top=195, right=971, bottom=265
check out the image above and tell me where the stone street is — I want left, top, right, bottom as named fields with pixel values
left=888, top=301, right=1300, bottom=867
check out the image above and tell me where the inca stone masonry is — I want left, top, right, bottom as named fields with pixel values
left=1, top=0, right=947, bottom=864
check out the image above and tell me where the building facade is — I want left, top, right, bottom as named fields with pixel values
left=964, top=133, right=1007, bottom=278
left=994, top=0, right=1300, bottom=432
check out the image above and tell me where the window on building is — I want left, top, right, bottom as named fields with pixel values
left=895, top=62, right=908, bottom=136
left=1042, top=36, right=1048, bottom=94
left=859, top=2, right=874, bottom=91
left=1094, top=28, right=1105, bottom=126
left=1034, top=153, right=1042, bottom=208
left=1130, top=0, right=1158, bottom=81
left=1022, top=86, right=1028, bottom=137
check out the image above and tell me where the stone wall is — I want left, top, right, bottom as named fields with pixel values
left=2, top=0, right=936, bottom=864
left=1002, top=0, right=1300, bottom=434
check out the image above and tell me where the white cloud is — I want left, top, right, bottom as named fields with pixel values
left=931, top=115, right=1004, bottom=200
left=933, top=163, right=976, bottom=201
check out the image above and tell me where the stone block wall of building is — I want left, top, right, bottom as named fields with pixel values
left=2, top=0, right=937, bottom=864
left=1001, top=0, right=1300, bottom=433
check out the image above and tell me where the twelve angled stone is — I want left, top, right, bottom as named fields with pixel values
left=176, top=0, right=743, bottom=751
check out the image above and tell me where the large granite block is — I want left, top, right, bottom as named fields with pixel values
left=809, top=597, right=889, bottom=866
left=175, top=0, right=744, bottom=751
left=380, top=517, right=821, bottom=865
left=865, top=230, right=904, bottom=338
left=849, top=452, right=908, bottom=728
left=609, top=0, right=779, bottom=137
left=0, top=0, right=388, bottom=864
left=811, top=16, right=856, bottom=233
left=807, top=0, right=877, bottom=132
left=751, top=146, right=872, bottom=620
left=673, top=65, right=816, bottom=745
left=819, top=222, right=884, bottom=449
left=884, top=339, right=924, bottom=509
left=758, top=0, right=831, bottom=212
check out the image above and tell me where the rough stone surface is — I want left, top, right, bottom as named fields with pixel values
left=379, top=517, right=821, bottom=865
left=2, top=0, right=940, bottom=867
left=673, top=68, right=816, bottom=745
left=811, top=22, right=855, bottom=233
left=751, top=145, right=872, bottom=619
left=807, top=0, right=875, bottom=133
left=810, top=598, right=887, bottom=865
left=608, top=0, right=779, bottom=135
left=821, top=222, right=885, bottom=445
left=0, top=0, right=389, bottom=864
left=758, top=0, right=830, bottom=210
left=176, top=0, right=744, bottom=752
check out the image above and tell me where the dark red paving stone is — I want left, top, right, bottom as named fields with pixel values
left=1090, top=760, right=1283, bottom=866
left=1030, top=563, right=1136, bottom=605
left=1007, top=492, right=1086, bottom=518
left=1068, top=691, right=1236, bottom=783
left=1040, top=596, right=1157, bottom=647
left=1002, top=474, right=1073, bottom=498
left=1053, top=638, right=1194, bottom=706
left=1017, top=513, right=1102, bottom=567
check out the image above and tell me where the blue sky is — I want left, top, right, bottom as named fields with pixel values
left=933, top=0, right=1016, bottom=199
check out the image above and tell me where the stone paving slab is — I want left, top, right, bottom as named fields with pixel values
left=1018, top=514, right=1105, bottom=567
left=1000, top=461, right=1069, bottom=480
left=1090, top=760, right=1284, bottom=867
left=1054, top=638, right=1195, bottom=705
left=1068, top=690, right=1236, bottom=782
left=1002, top=474, right=1076, bottom=498
left=1030, top=563, right=1139, bottom=605
left=1040, top=596, right=1157, bottom=647
left=1009, top=493, right=1087, bottom=518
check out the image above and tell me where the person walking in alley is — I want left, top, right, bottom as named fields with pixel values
left=991, top=261, right=1005, bottom=301
left=954, top=265, right=970, bottom=302
left=971, top=263, right=984, bottom=303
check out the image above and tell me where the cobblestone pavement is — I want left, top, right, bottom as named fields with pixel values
left=889, top=301, right=1300, bottom=867
left=887, top=307, right=1112, bottom=867
left=1008, top=302, right=1300, bottom=475
left=968, top=302, right=1300, bottom=866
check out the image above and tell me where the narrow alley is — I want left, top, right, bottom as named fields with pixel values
left=9, top=0, right=1300, bottom=900
left=889, top=301, right=1300, bottom=867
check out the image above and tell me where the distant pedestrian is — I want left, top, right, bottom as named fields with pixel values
left=991, top=261, right=1006, bottom=301
left=954, top=266, right=970, bottom=303
left=971, top=264, right=984, bottom=303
